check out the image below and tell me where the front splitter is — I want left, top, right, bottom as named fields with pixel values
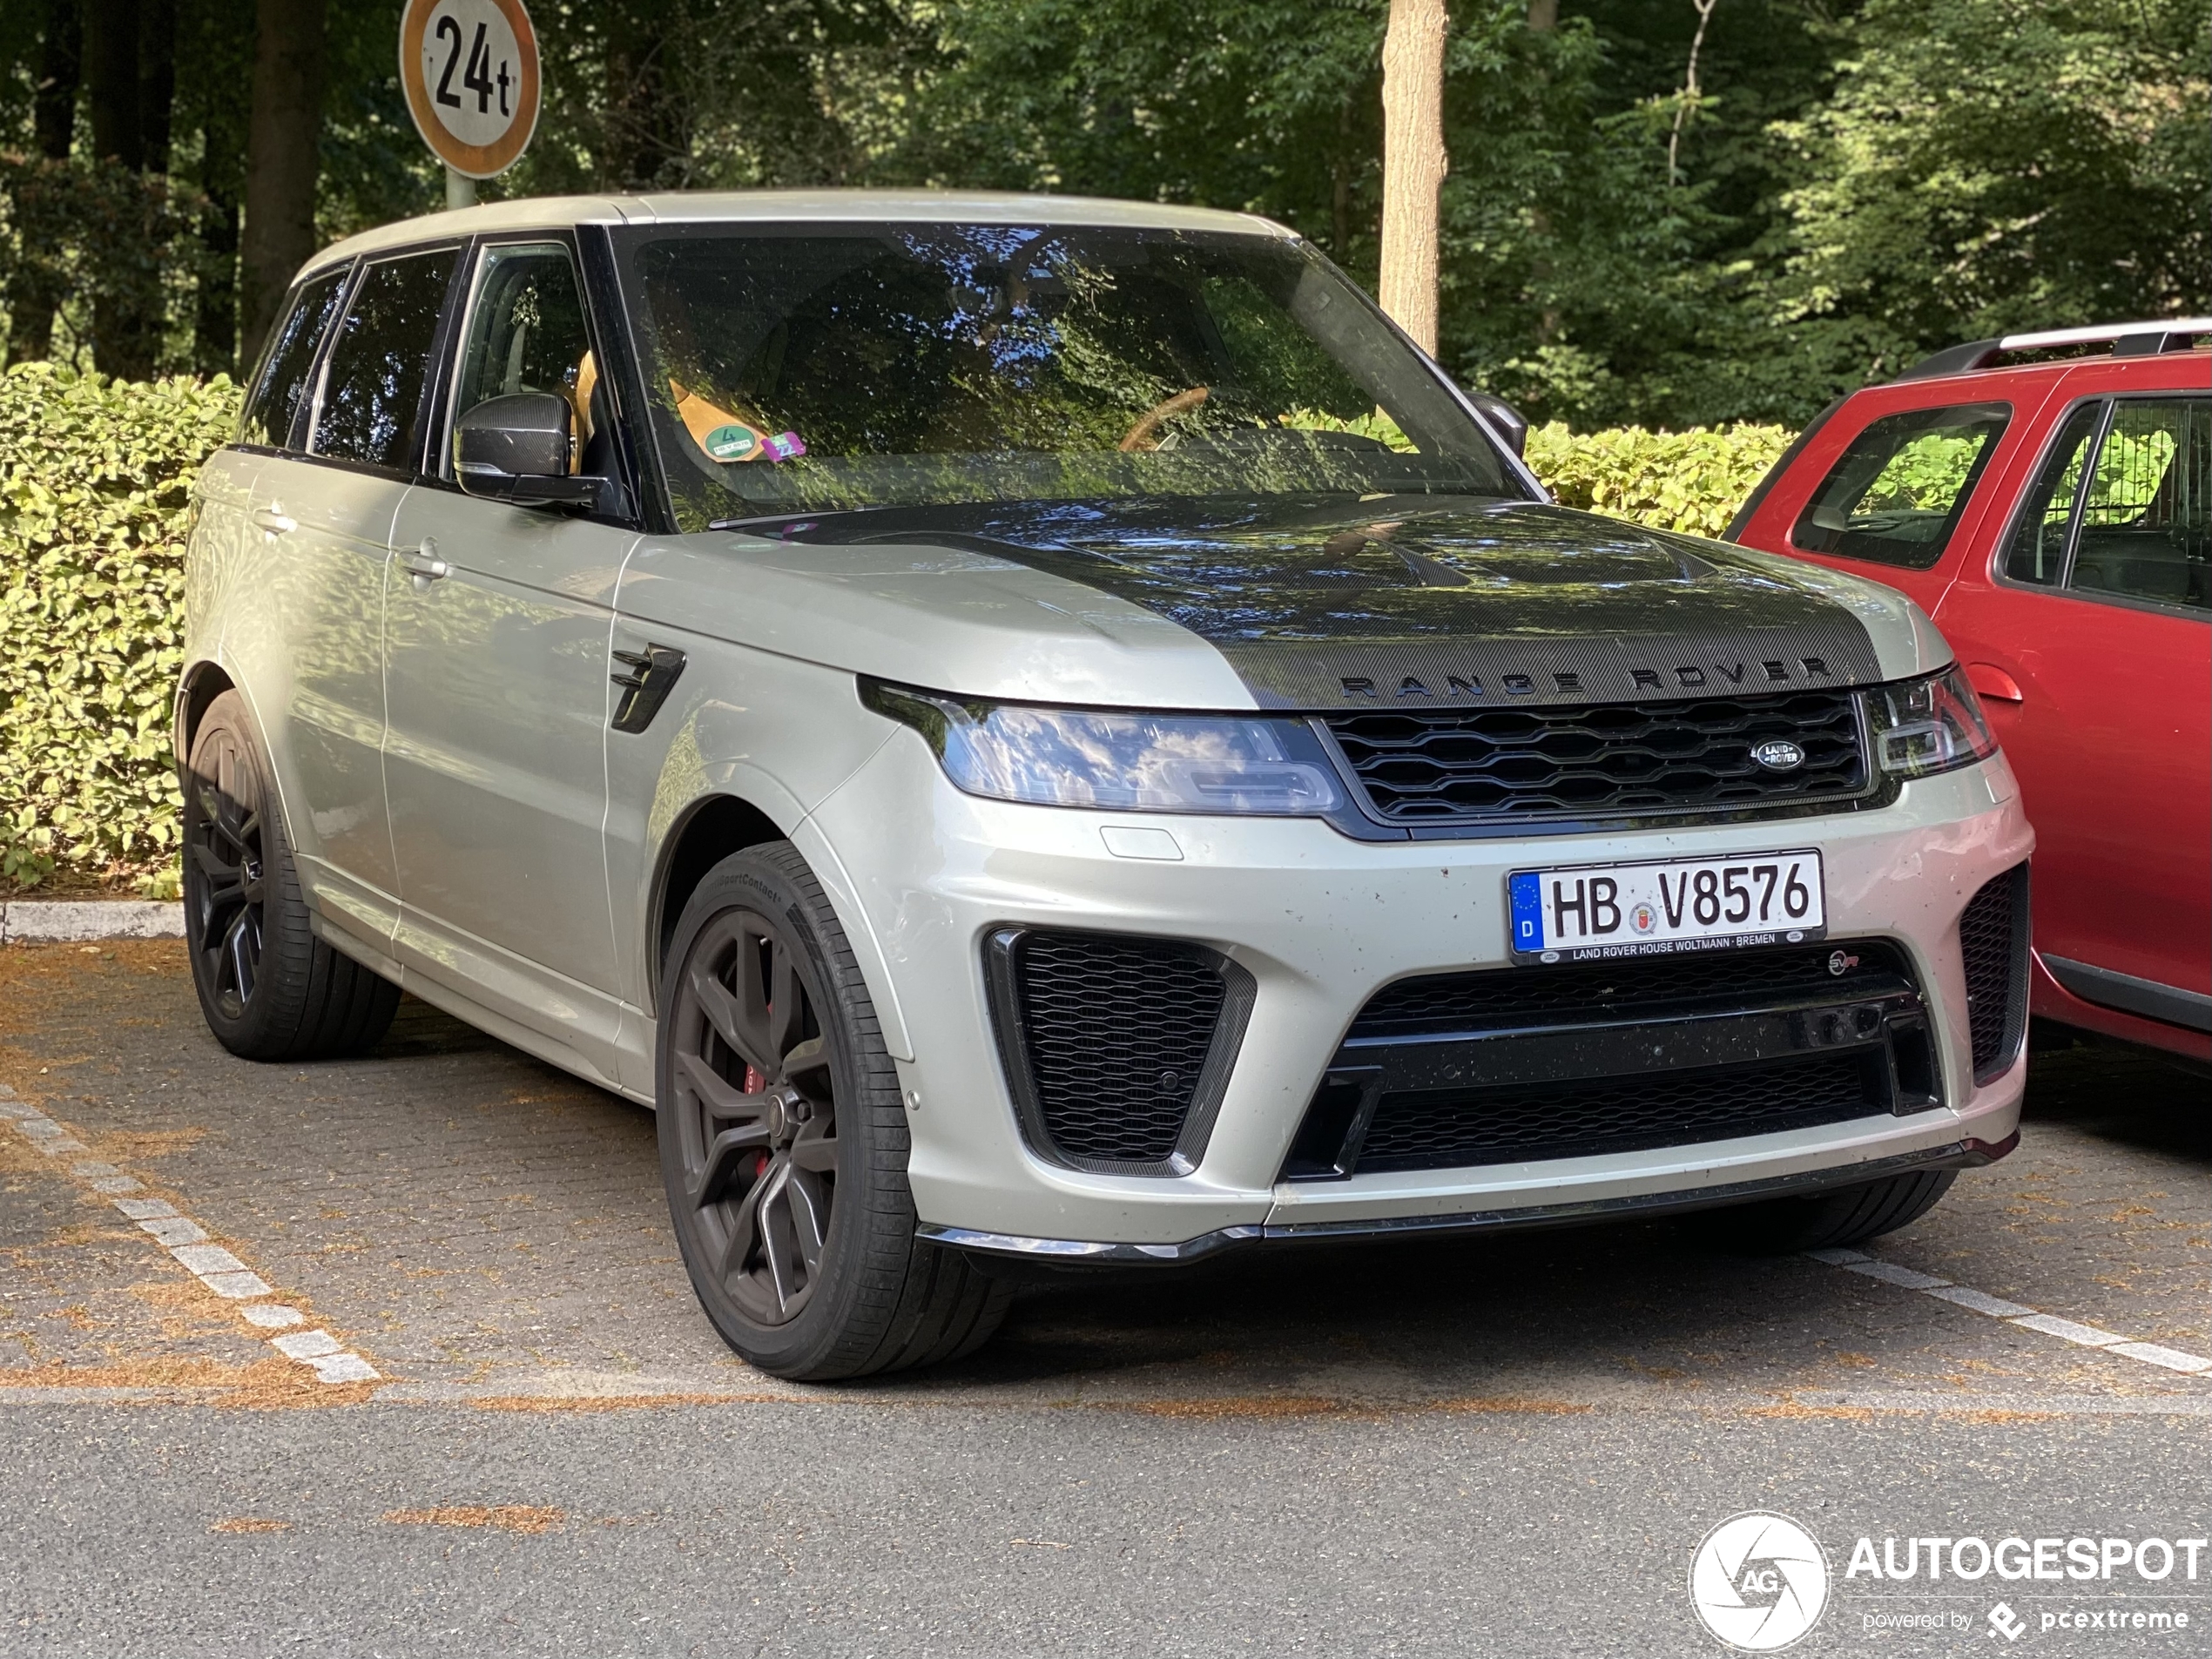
left=915, top=1132, right=2020, bottom=1267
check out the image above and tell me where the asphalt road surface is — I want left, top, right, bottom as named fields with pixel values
left=2, top=941, right=2205, bottom=1658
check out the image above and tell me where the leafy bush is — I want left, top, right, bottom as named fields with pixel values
left=1524, top=421, right=1795, bottom=539
left=0, top=363, right=241, bottom=888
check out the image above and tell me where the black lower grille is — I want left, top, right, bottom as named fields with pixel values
left=1325, top=690, right=1868, bottom=825
left=1354, top=1049, right=1880, bottom=1174
left=1285, top=938, right=1934, bottom=1179
left=1960, top=864, right=2030, bottom=1080
left=985, top=929, right=1252, bottom=1173
left=1352, top=941, right=1913, bottom=1036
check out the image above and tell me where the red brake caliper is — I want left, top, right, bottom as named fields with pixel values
left=744, top=1061, right=770, bottom=1178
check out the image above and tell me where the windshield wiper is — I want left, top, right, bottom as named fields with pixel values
left=707, top=506, right=906, bottom=538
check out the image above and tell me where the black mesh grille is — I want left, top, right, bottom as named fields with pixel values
left=1352, top=940, right=1912, bottom=1038
left=1355, top=1049, right=1880, bottom=1173
left=1325, top=690, right=1867, bottom=823
left=1960, top=865, right=2029, bottom=1077
left=1005, top=933, right=1226, bottom=1165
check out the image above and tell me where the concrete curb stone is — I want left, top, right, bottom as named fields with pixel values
left=0, top=900, right=186, bottom=942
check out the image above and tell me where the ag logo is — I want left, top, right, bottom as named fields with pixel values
left=1689, top=1512, right=1830, bottom=1651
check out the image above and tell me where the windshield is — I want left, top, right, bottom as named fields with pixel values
left=614, top=222, right=1521, bottom=528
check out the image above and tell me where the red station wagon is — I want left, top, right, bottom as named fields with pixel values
left=1729, top=319, right=2211, bottom=1067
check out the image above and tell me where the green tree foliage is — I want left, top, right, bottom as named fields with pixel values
left=1764, top=0, right=2210, bottom=372
left=6, top=0, right=2203, bottom=415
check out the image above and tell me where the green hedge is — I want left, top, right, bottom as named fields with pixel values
left=1525, top=420, right=1794, bottom=539
left=0, top=365, right=1791, bottom=890
left=0, top=363, right=242, bottom=889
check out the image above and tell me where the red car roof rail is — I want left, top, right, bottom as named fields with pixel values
left=1896, top=317, right=2212, bottom=381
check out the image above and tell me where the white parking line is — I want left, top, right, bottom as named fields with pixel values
left=3, top=1088, right=380, bottom=1385
left=1808, top=1247, right=2212, bottom=1377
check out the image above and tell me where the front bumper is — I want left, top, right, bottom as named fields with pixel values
left=809, top=736, right=2033, bottom=1251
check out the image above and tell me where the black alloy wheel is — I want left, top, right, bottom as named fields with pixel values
left=185, top=719, right=267, bottom=1021
left=656, top=843, right=1011, bottom=1380
left=180, top=691, right=399, bottom=1061
left=667, top=907, right=840, bottom=1325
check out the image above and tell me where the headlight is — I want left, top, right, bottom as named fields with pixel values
left=861, top=681, right=1343, bottom=814
left=1865, top=664, right=1998, bottom=779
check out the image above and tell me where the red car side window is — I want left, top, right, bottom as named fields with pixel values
left=1789, top=401, right=2010, bottom=570
left=2001, top=401, right=2105, bottom=587
left=2070, top=397, right=2211, bottom=611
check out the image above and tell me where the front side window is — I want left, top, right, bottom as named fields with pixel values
left=2001, top=401, right=2104, bottom=586
left=2069, top=397, right=2209, bottom=611
left=310, top=247, right=462, bottom=471
left=616, top=223, right=1519, bottom=529
left=1790, top=402, right=2011, bottom=569
left=239, top=268, right=348, bottom=450
left=450, top=243, right=596, bottom=475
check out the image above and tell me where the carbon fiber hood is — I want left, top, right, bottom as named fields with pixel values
left=758, top=495, right=1889, bottom=710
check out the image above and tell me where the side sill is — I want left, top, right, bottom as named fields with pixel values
left=916, top=1133, right=2019, bottom=1266
left=2043, top=954, right=2212, bottom=1035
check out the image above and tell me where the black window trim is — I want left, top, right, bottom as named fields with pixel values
left=296, top=239, right=469, bottom=482
left=582, top=222, right=674, bottom=534
left=230, top=259, right=358, bottom=458
left=416, top=228, right=645, bottom=530
left=1783, top=397, right=2015, bottom=572
left=1991, top=391, right=2211, bottom=624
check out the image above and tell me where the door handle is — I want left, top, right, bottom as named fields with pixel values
left=252, top=506, right=296, bottom=536
left=403, top=540, right=450, bottom=590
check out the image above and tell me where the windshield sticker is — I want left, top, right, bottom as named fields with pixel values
left=672, top=379, right=806, bottom=464
left=703, top=422, right=760, bottom=462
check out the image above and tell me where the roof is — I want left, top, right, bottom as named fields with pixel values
left=302, top=189, right=1293, bottom=280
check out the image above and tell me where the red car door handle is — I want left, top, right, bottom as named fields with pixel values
left=1964, top=662, right=2024, bottom=703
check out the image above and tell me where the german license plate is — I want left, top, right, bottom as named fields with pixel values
left=1507, top=850, right=1826, bottom=962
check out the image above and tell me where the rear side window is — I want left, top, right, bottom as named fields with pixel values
left=1791, top=402, right=2011, bottom=569
left=2074, top=398, right=2209, bottom=610
left=239, top=268, right=347, bottom=450
left=310, top=247, right=462, bottom=472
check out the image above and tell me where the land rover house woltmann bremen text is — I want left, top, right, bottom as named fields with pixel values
left=179, top=194, right=2032, bottom=1379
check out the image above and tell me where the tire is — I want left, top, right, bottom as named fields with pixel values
left=182, top=691, right=399, bottom=1061
left=1686, top=1169, right=1959, bottom=1255
left=655, top=842, right=1011, bottom=1381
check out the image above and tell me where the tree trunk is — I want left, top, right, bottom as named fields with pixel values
left=31, top=0, right=83, bottom=158
left=5, top=0, right=84, bottom=366
left=84, top=0, right=144, bottom=168
left=1378, top=0, right=1447, bottom=356
left=239, top=0, right=327, bottom=369
left=139, top=0, right=179, bottom=175
left=195, top=168, right=242, bottom=379
left=88, top=0, right=169, bottom=378
left=599, top=1, right=692, bottom=191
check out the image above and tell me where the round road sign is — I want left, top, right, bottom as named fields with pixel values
left=399, top=0, right=541, bottom=180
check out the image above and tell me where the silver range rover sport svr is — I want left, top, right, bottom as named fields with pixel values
left=179, top=192, right=2033, bottom=1379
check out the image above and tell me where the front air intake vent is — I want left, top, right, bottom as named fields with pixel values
left=1353, top=1049, right=1880, bottom=1174
left=1959, top=863, right=2031, bottom=1081
left=984, top=928, right=1255, bottom=1177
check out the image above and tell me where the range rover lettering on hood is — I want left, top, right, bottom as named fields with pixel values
left=767, top=497, right=1886, bottom=709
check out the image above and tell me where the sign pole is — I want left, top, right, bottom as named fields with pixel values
left=401, top=1, right=541, bottom=209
